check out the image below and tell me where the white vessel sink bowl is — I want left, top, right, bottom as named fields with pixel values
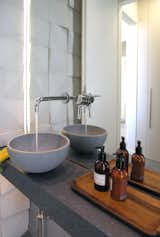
left=8, top=133, right=70, bottom=173
left=62, top=124, right=107, bottom=153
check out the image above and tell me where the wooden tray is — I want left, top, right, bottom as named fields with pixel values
left=109, top=159, right=160, bottom=196
left=72, top=172, right=160, bottom=236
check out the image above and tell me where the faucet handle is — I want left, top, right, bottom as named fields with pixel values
left=34, top=97, right=43, bottom=112
left=76, top=93, right=100, bottom=120
left=76, top=94, right=94, bottom=106
left=76, top=95, right=83, bottom=105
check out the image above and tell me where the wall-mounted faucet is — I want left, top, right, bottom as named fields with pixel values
left=34, top=92, right=100, bottom=120
left=34, top=93, right=76, bottom=112
left=76, top=93, right=100, bottom=120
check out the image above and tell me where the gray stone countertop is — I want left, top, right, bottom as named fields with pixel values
left=1, top=149, right=160, bottom=237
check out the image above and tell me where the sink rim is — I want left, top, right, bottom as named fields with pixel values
left=62, top=124, right=107, bottom=137
left=8, top=133, right=70, bottom=155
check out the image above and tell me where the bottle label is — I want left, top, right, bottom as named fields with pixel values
left=94, top=172, right=106, bottom=186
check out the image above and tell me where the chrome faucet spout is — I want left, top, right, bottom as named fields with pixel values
left=34, top=93, right=76, bottom=112
left=34, top=97, right=43, bottom=112
left=34, top=92, right=100, bottom=117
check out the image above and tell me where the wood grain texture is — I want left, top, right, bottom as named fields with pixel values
left=72, top=172, right=160, bottom=236
left=109, top=159, right=160, bottom=196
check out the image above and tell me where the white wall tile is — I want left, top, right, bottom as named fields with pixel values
left=0, top=4, right=23, bottom=40
left=0, top=70, right=23, bottom=99
left=0, top=98, right=23, bottom=130
left=59, top=0, right=68, bottom=5
left=0, top=189, right=29, bottom=219
left=30, top=0, right=49, bottom=21
left=30, top=17, right=49, bottom=48
left=48, top=0, right=56, bottom=14
left=0, top=1, right=23, bottom=11
left=49, top=1, right=68, bottom=28
left=50, top=24, right=68, bottom=52
left=0, top=176, right=14, bottom=196
left=30, top=72, right=49, bottom=99
left=50, top=100, right=73, bottom=125
left=49, top=48, right=67, bottom=74
left=30, top=45, right=48, bottom=73
left=49, top=72, right=73, bottom=95
left=0, top=210, right=28, bottom=237
left=0, top=38, right=23, bottom=70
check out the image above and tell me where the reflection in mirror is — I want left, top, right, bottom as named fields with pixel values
left=120, top=1, right=138, bottom=153
left=29, top=0, right=82, bottom=134
left=28, top=0, right=160, bottom=163
left=83, top=0, right=160, bottom=163
left=120, top=0, right=160, bottom=162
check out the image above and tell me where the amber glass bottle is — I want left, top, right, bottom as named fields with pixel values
left=116, top=137, right=129, bottom=171
left=131, top=141, right=145, bottom=182
left=94, top=146, right=110, bottom=192
left=111, top=154, right=128, bottom=201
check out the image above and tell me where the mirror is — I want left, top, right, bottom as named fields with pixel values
left=28, top=0, right=160, bottom=163
left=82, top=0, right=160, bottom=163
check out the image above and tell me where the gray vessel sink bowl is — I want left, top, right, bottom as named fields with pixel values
left=8, top=133, right=70, bottom=173
left=62, top=124, right=107, bottom=153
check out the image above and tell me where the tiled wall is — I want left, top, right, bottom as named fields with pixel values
left=0, top=2, right=29, bottom=236
left=30, top=0, right=81, bottom=133
left=0, top=1, right=24, bottom=132
left=0, top=175, right=29, bottom=237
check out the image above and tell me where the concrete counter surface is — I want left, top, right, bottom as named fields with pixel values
left=1, top=150, right=160, bottom=237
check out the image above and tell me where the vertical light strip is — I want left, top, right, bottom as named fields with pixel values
left=81, top=0, right=87, bottom=94
left=23, top=0, right=27, bottom=134
left=81, top=0, right=87, bottom=124
left=23, top=0, right=31, bottom=134
left=26, top=0, right=31, bottom=133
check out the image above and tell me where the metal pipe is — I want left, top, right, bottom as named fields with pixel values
left=34, top=93, right=99, bottom=118
left=34, top=93, right=76, bottom=112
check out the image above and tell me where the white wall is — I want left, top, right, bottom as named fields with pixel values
left=85, top=0, right=120, bottom=153
left=0, top=1, right=24, bottom=139
left=0, top=1, right=29, bottom=236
